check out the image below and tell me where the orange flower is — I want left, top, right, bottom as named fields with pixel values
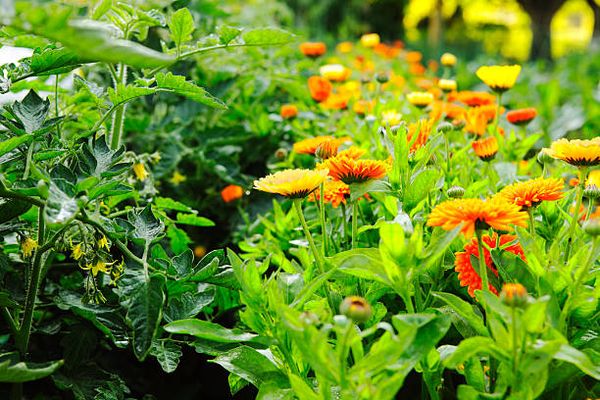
left=506, top=108, right=537, bottom=126
left=373, top=43, right=400, bottom=58
left=308, top=180, right=350, bottom=208
left=407, top=118, right=434, bottom=152
left=464, top=108, right=489, bottom=136
left=293, top=136, right=346, bottom=155
left=336, top=41, right=353, bottom=53
left=308, top=76, right=332, bottom=102
left=430, top=101, right=465, bottom=121
left=427, top=197, right=528, bottom=238
left=221, top=185, right=244, bottom=203
left=472, top=137, right=498, bottom=161
left=478, top=104, right=504, bottom=122
left=315, top=140, right=339, bottom=160
left=320, top=92, right=350, bottom=110
left=496, top=177, right=564, bottom=208
left=405, top=51, right=423, bottom=63
left=320, top=156, right=387, bottom=184
left=454, top=91, right=496, bottom=107
left=353, top=99, right=375, bottom=115
left=299, top=42, right=327, bottom=58
left=543, top=138, right=600, bottom=167
left=280, top=104, right=298, bottom=119
left=409, top=63, right=426, bottom=76
left=455, top=233, right=526, bottom=297
left=338, top=146, right=366, bottom=159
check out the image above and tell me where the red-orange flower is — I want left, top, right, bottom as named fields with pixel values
left=405, top=51, right=423, bottom=63
left=319, top=155, right=387, bottom=184
left=454, top=91, right=496, bottom=107
left=455, top=233, right=526, bottom=297
left=427, top=197, right=528, bottom=238
left=472, top=137, right=498, bottom=161
left=308, top=76, right=332, bottom=102
left=299, top=42, right=327, bottom=58
left=407, top=118, right=434, bottom=152
left=293, top=136, right=348, bottom=155
left=308, top=180, right=350, bottom=208
left=280, top=104, right=298, bottom=119
left=496, top=177, right=564, bottom=208
left=221, top=185, right=244, bottom=203
left=320, top=92, right=350, bottom=110
left=506, top=108, right=537, bottom=126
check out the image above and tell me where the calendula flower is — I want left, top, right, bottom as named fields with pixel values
left=453, top=91, right=496, bottom=107
left=71, top=242, right=84, bottom=260
left=170, top=170, right=187, bottom=185
left=407, top=118, right=434, bottom=152
left=406, top=91, right=434, bottom=108
left=293, top=136, right=348, bottom=155
left=427, top=197, right=528, bottom=238
left=500, top=283, right=528, bottom=307
left=21, top=237, right=37, bottom=258
left=319, top=156, right=387, bottom=184
left=373, top=43, right=400, bottom=59
left=308, top=179, right=350, bottom=208
left=254, top=169, right=329, bottom=198
left=338, top=146, right=366, bottom=159
left=586, top=169, right=600, bottom=187
left=221, top=184, right=244, bottom=203
left=336, top=41, right=353, bottom=53
left=405, top=51, right=423, bottom=63
left=506, top=108, right=537, bottom=126
left=320, top=64, right=351, bottom=82
left=543, top=138, right=600, bottom=167
left=360, top=33, right=380, bottom=48
left=320, top=92, right=350, bottom=110
left=353, top=99, right=375, bottom=116
left=315, top=140, right=339, bottom=160
left=308, top=76, right=332, bottom=102
left=472, top=137, right=499, bottom=161
left=430, top=101, right=465, bottom=121
left=381, top=110, right=402, bottom=126
left=280, top=104, right=298, bottom=119
left=97, top=235, right=109, bottom=250
left=133, top=163, right=148, bottom=181
left=496, top=177, right=564, bottom=209
left=476, top=65, right=521, bottom=93
left=299, top=42, right=327, bottom=58
left=438, top=79, right=457, bottom=92
left=455, top=233, right=525, bottom=297
left=440, top=52, right=457, bottom=67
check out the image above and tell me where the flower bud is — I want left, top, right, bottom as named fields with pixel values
left=583, top=184, right=600, bottom=200
left=340, top=296, right=372, bottom=323
left=452, top=119, right=465, bottom=130
left=299, top=311, right=320, bottom=325
left=375, top=72, right=389, bottom=84
left=438, top=79, right=457, bottom=92
left=274, top=148, right=288, bottom=160
left=582, top=219, right=600, bottom=236
left=500, top=283, right=528, bottom=308
left=440, top=52, right=457, bottom=67
left=36, top=179, right=49, bottom=199
left=447, top=185, right=465, bottom=198
left=537, top=149, right=554, bottom=165
left=437, top=121, right=454, bottom=134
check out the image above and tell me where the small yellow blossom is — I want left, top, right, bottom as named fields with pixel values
left=82, top=260, right=114, bottom=277
left=21, top=237, right=38, bottom=258
left=133, top=163, right=148, bottom=181
left=71, top=242, right=85, bottom=260
left=97, top=235, right=109, bottom=250
left=170, top=170, right=187, bottom=185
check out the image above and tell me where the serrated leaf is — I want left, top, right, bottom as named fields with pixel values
left=0, top=352, right=63, bottom=383
left=218, top=25, right=241, bottom=45
left=154, top=197, right=193, bottom=212
left=45, top=183, right=78, bottom=224
left=175, top=213, right=214, bottom=227
left=241, top=28, right=295, bottom=46
left=168, top=8, right=194, bottom=50
left=128, top=205, right=164, bottom=243
left=29, top=47, right=80, bottom=76
left=164, top=288, right=215, bottom=322
left=164, top=319, right=257, bottom=343
left=151, top=340, right=182, bottom=373
left=12, top=90, right=50, bottom=133
left=127, top=274, right=166, bottom=361
left=155, top=72, right=226, bottom=109
left=0, top=134, right=33, bottom=157
left=107, top=84, right=156, bottom=107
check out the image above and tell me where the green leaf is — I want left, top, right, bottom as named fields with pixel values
left=45, top=183, right=78, bottom=224
left=0, top=198, right=32, bottom=224
left=127, top=274, right=166, bottom=361
left=12, top=90, right=50, bottom=133
left=432, top=292, right=488, bottom=337
left=443, top=337, right=510, bottom=369
left=241, top=28, right=295, bottom=46
left=0, top=352, right=63, bottom=383
left=210, top=346, right=289, bottom=390
left=150, top=340, right=182, bottom=374
left=175, top=213, right=215, bottom=227
left=0, top=134, right=33, bottom=157
left=218, top=25, right=241, bottom=45
left=91, top=0, right=112, bottom=20
left=164, top=319, right=257, bottom=343
left=168, top=8, right=194, bottom=50
left=553, top=344, right=600, bottom=380
left=155, top=72, right=227, bottom=109
left=107, top=84, right=156, bottom=107
left=349, top=180, right=391, bottom=202
left=29, top=47, right=80, bottom=76
left=329, top=248, right=387, bottom=283
left=404, top=168, right=440, bottom=212
left=128, top=206, right=164, bottom=243
left=166, top=224, right=192, bottom=254
left=154, top=197, right=193, bottom=213
left=164, top=288, right=215, bottom=322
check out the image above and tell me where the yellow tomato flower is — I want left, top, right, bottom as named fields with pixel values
left=254, top=169, right=329, bottom=198
left=170, top=170, right=187, bottom=185
left=97, top=235, right=109, bottom=250
left=71, top=242, right=85, bottom=260
left=21, top=237, right=38, bottom=258
left=82, top=260, right=113, bottom=276
left=133, top=163, right=148, bottom=181
left=476, top=65, right=521, bottom=93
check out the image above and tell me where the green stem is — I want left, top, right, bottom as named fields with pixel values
left=444, top=134, right=451, bottom=177
left=527, top=207, right=535, bottom=237
left=54, top=74, right=61, bottom=138
left=319, top=183, right=328, bottom=257
left=23, top=140, right=35, bottom=180
left=511, top=306, right=519, bottom=388
left=564, top=168, right=588, bottom=262
left=338, top=322, right=354, bottom=389
left=584, top=198, right=594, bottom=221
left=352, top=202, right=358, bottom=249
left=493, top=92, right=503, bottom=135
left=475, top=229, right=490, bottom=294
left=110, top=64, right=127, bottom=150
left=2, top=307, right=18, bottom=336
left=341, top=202, right=348, bottom=249
left=293, top=199, right=325, bottom=273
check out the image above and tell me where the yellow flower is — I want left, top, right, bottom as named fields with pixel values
left=476, top=65, right=521, bottom=93
left=21, top=237, right=37, bottom=258
left=71, top=242, right=85, bottom=260
left=472, top=137, right=499, bottom=162
left=406, top=91, right=434, bottom=108
left=438, top=79, right=457, bottom=92
left=254, top=169, right=329, bottom=198
left=381, top=110, right=402, bottom=126
left=337, top=41, right=353, bottom=53
left=360, top=33, right=380, bottom=48
left=133, top=163, right=148, bottom=181
left=82, top=260, right=114, bottom=276
left=587, top=170, right=600, bottom=187
left=97, top=235, right=109, bottom=250
left=440, top=52, right=457, bottom=67
left=495, top=177, right=564, bottom=209
left=170, top=170, right=187, bottom=185
left=319, top=156, right=387, bottom=184
left=543, top=138, right=600, bottom=167
left=319, top=64, right=351, bottom=82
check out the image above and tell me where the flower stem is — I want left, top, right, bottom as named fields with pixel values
left=352, top=201, right=358, bottom=249
left=511, top=306, right=519, bottom=389
left=527, top=207, right=535, bottom=237
left=475, top=229, right=490, bottom=294
left=494, top=92, right=503, bottom=135
left=564, top=167, right=588, bottom=262
left=293, top=199, right=325, bottom=273
left=444, top=134, right=451, bottom=178
left=319, top=183, right=328, bottom=257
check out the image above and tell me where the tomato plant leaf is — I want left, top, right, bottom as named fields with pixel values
left=0, top=352, right=63, bottom=383
left=155, top=72, right=227, bottom=109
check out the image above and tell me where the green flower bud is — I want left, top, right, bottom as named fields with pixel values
left=447, top=185, right=465, bottom=198
left=375, top=72, right=389, bottom=84
left=437, top=121, right=454, bottom=134
left=340, top=296, right=372, bottom=323
left=583, top=184, right=600, bottom=200
left=536, top=149, right=554, bottom=165
left=500, top=283, right=528, bottom=308
left=582, top=219, right=600, bottom=236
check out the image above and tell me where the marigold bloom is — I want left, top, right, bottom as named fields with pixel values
left=133, top=163, right=148, bottom=181
left=353, top=99, right=375, bottom=116
left=438, top=79, right=457, bottom=92
left=496, top=177, right=564, bottom=209
left=21, top=237, right=37, bottom=258
left=308, top=179, right=350, bottom=208
left=440, top=52, right=457, bottom=67
left=221, top=184, right=244, bottom=203
left=299, top=42, right=327, bottom=58
left=455, top=233, right=525, bottom=297
left=472, top=137, right=498, bottom=161
left=464, top=108, right=489, bottom=136
left=476, top=65, right=521, bottom=93
left=360, top=33, right=380, bottom=48
left=406, top=91, right=434, bottom=108
left=320, top=156, right=387, bottom=184
left=373, top=43, right=400, bottom=59
left=478, top=104, right=504, bottom=122
left=381, top=110, right=402, bottom=126
left=280, top=104, right=298, bottom=119
left=320, top=64, right=351, bottom=82
left=506, top=108, right=537, bottom=126
left=430, top=101, right=465, bottom=121
left=308, top=76, right=332, bottom=102
left=254, top=169, right=328, bottom=198
left=427, top=197, right=528, bottom=238
left=405, top=51, right=423, bottom=63
left=337, top=41, right=353, bottom=53
left=543, top=138, right=600, bottom=167
left=407, top=118, right=434, bottom=152
left=409, top=63, right=426, bottom=76
left=338, top=146, right=366, bottom=159
left=320, top=92, right=350, bottom=110
left=293, top=136, right=338, bottom=155
left=454, top=91, right=496, bottom=107
left=586, top=170, right=600, bottom=187
left=315, top=140, right=339, bottom=160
